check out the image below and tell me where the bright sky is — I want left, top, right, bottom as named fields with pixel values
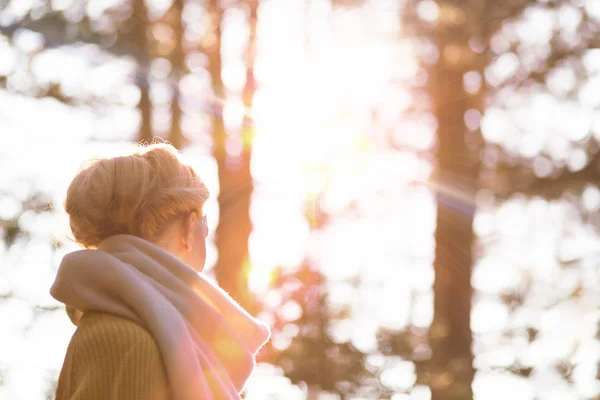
left=0, top=0, right=599, bottom=399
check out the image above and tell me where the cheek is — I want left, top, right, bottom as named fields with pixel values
left=194, top=243, right=206, bottom=271
left=196, top=237, right=206, bottom=255
left=193, top=226, right=207, bottom=265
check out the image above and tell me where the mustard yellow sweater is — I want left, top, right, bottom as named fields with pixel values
left=55, top=311, right=170, bottom=400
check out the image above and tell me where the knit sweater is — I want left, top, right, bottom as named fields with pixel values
left=55, top=311, right=170, bottom=400
left=50, top=234, right=270, bottom=399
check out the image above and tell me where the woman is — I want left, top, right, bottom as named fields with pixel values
left=50, top=143, right=270, bottom=400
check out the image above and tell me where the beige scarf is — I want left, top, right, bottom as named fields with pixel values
left=50, top=234, right=270, bottom=400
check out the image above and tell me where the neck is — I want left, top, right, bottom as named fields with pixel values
left=153, top=236, right=187, bottom=266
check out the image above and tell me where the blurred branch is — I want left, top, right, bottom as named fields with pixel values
left=482, top=0, right=536, bottom=38
left=0, top=290, right=15, bottom=301
left=0, top=14, right=107, bottom=51
left=497, top=6, right=600, bottom=91
left=487, top=156, right=600, bottom=200
left=33, top=304, right=63, bottom=315
left=500, top=44, right=598, bottom=91
left=0, top=10, right=150, bottom=61
left=0, top=7, right=153, bottom=118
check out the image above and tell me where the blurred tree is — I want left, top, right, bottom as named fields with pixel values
left=208, top=0, right=259, bottom=314
left=166, top=0, right=185, bottom=149
left=3, top=0, right=600, bottom=398
left=0, top=0, right=156, bottom=143
left=402, top=0, right=600, bottom=399
left=260, top=265, right=374, bottom=399
left=127, top=0, right=153, bottom=145
left=404, top=1, right=489, bottom=397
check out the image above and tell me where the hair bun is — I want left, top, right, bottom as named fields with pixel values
left=64, top=144, right=209, bottom=248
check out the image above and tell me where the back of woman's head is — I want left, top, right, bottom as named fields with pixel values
left=65, top=143, right=209, bottom=248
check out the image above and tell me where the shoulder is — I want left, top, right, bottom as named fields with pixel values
left=72, top=312, right=156, bottom=357
left=64, top=311, right=170, bottom=399
left=72, top=311, right=165, bottom=368
left=76, top=311, right=157, bottom=350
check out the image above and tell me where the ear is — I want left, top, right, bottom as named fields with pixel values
left=182, top=211, right=198, bottom=252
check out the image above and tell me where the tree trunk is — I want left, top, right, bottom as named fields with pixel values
left=131, top=0, right=153, bottom=145
left=167, top=0, right=185, bottom=150
left=209, top=0, right=259, bottom=314
left=428, top=3, right=484, bottom=399
left=430, top=63, right=476, bottom=400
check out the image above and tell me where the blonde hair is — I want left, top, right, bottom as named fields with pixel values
left=64, top=143, right=209, bottom=248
